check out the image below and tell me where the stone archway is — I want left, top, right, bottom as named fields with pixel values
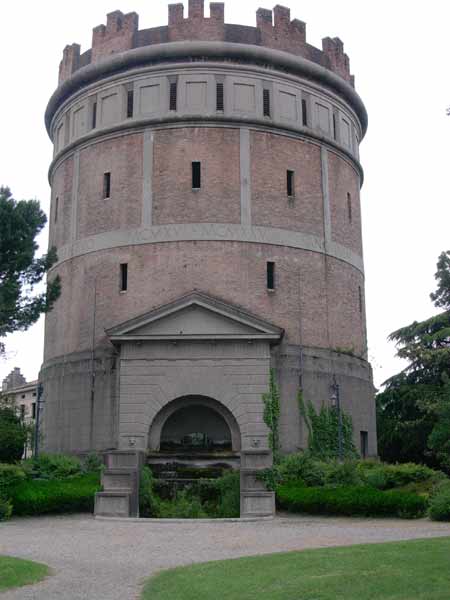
left=148, top=395, right=241, bottom=453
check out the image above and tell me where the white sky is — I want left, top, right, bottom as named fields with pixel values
left=0, top=0, right=449, bottom=388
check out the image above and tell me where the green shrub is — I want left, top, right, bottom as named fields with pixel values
left=0, top=407, right=26, bottom=463
left=0, top=497, right=12, bottom=521
left=158, top=490, right=208, bottom=518
left=324, top=461, right=363, bottom=487
left=363, top=468, right=389, bottom=490
left=428, top=481, right=450, bottom=521
left=277, top=484, right=427, bottom=519
left=358, top=462, right=445, bottom=490
left=82, top=452, right=103, bottom=473
left=22, top=453, right=82, bottom=480
left=0, top=464, right=26, bottom=522
left=139, top=467, right=160, bottom=517
left=259, top=452, right=327, bottom=490
left=0, top=463, right=26, bottom=497
left=10, top=473, right=100, bottom=516
left=148, top=469, right=240, bottom=518
left=212, top=470, right=240, bottom=517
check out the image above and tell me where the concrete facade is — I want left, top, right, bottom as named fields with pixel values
left=41, top=1, right=377, bottom=484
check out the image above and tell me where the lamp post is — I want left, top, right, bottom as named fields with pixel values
left=330, top=376, right=343, bottom=462
left=34, top=382, right=44, bottom=458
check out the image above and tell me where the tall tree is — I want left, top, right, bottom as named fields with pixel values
left=0, top=186, right=60, bottom=354
left=377, top=251, right=450, bottom=471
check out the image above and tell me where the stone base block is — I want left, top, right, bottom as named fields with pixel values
left=95, top=491, right=130, bottom=517
left=240, top=491, right=275, bottom=517
left=101, top=469, right=135, bottom=491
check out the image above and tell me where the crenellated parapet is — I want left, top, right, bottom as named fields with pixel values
left=92, top=11, right=139, bottom=65
left=58, top=43, right=81, bottom=84
left=58, top=1, right=354, bottom=86
left=256, top=6, right=306, bottom=53
left=322, top=37, right=354, bottom=87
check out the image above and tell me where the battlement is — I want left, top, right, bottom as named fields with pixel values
left=58, top=1, right=353, bottom=86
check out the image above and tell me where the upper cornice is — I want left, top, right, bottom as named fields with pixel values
left=45, top=40, right=367, bottom=137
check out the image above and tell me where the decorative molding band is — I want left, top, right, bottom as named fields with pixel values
left=51, top=223, right=364, bottom=273
left=48, top=118, right=364, bottom=186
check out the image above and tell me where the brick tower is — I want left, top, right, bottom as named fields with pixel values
left=42, top=1, right=376, bottom=514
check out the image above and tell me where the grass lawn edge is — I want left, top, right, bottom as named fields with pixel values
left=0, top=555, right=51, bottom=592
left=141, top=535, right=450, bottom=600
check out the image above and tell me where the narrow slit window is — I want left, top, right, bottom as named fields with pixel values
left=301, top=98, right=308, bottom=126
left=360, top=431, right=368, bottom=459
left=192, top=162, right=201, bottom=189
left=103, top=172, right=111, bottom=199
left=333, top=113, right=337, bottom=140
left=92, top=101, right=97, bottom=129
left=120, top=263, right=128, bottom=292
left=169, top=82, right=177, bottom=111
left=358, top=285, right=363, bottom=313
left=267, top=261, right=275, bottom=290
left=54, top=197, right=59, bottom=223
left=31, top=403, right=36, bottom=419
left=216, top=82, right=224, bottom=111
left=287, top=170, right=295, bottom=198
left=347, top=192, right=352, bottom=223
left=263, top=89, right=271, bottom=117
left=126, top=90, right=134, bottom=118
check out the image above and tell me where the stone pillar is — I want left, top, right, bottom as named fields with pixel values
left=240, top=449, right=275, bottom=517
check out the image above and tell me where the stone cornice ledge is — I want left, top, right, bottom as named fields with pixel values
left=50, top=223, right=365, bottom=274
left=45, top=41, right=368, bottom=136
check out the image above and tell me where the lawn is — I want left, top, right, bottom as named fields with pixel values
left=142, top=537, right=450, bottom=600
left=0, top=556, right=49, bottom=592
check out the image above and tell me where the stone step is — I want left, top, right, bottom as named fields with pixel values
left=95, top=491, right=131, bottom=517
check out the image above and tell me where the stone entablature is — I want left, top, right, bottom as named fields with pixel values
left=50, top=62, right=361, bottom=166
left=58, top=2, right=353, bottom=86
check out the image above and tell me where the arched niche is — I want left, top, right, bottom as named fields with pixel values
left=148, top=395, right=241, bottom=452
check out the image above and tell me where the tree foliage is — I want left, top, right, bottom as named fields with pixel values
left=0, top=186, right=60, bottom=353
left=0, top=395, right=27, bottom=463
left=377, top=251, right=450, bottom=472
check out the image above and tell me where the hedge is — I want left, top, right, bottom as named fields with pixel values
left=277, top=484, right=427, bottom=519
left=10, top=473, right=100, bottom=516
left=428, top=481, right=450, bottom=521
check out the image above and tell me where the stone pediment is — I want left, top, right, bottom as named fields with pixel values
left=106, top=292, right=283, bottom=343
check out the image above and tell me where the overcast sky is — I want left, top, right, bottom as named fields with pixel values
left=1, top=0, right=449, bottom=388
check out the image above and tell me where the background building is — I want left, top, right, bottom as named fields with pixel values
left=42, top=1, right=376, bottom=480
left=2, top=368, right=37, bottom=457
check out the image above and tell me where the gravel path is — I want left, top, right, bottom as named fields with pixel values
left=1, top=514, right=449, bottom=599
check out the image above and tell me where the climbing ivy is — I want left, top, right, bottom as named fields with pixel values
left=262, top=369, right=281, bottom=462
left=298, top=389, right=358, bottom=460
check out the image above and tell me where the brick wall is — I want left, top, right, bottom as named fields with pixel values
left=44, top=242, right=365, bottom=360
left=250, top=132, right=323, bottom=236
left=77, top=134, right=143, bottom=238
left=153, top=128, right=241, bottom=225
left=328, top=150, right=362, bottom=255
left=50, top=156, right=74, bottom=250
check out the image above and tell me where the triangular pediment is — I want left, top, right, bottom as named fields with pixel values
left=106, top=292, right=283, bottom=343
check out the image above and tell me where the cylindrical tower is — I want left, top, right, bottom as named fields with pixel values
left=42, top=1, right=376, bottom=460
